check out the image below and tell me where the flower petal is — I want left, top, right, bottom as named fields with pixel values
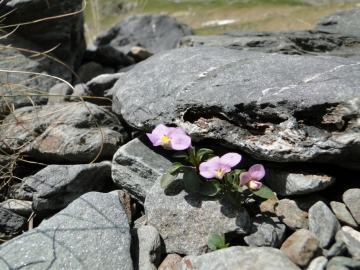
left=248, top=164, right=265, bottom=181
left=248, top=180, right=262, bottom=190
left=219, top=153, right=242, bottom=168
left=199, top=157, right=220, bottom=179
left=169, top=133, right=191, bottom=150
left=146, top=133, right=162, bottom=146
left=240, top=172, right=252, bottom=185
left=151, top=124, right=171, bottom=136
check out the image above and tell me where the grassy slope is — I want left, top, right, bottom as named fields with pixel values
left=83, top=0, right=359, bottom=43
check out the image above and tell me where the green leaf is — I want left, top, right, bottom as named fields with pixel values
left=251, top=184, right=276, bottom=199
left=169, top=162, right=186, bottom=174
left=237, top=185, right=244, bottom=193
left=208, top=233, right=229, bottom=251
left=160, top=171, right=178, bottom=189
left=201, top=154, right=216, bottom=162
left=196, top=148, right=214, bottom=158
left=224, top=192, right=245, bottom=207
left=183, top=170, right=199, bottom=190
left=173, top=151, right=189, bottom=159
left=199, top=180, right=221, bottom=196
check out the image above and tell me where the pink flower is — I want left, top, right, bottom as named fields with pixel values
left=240, top=164, right=265, bottom=189
left=199, top=153, right=242, bottom=180
left=146, top=124, right=191, bottom=150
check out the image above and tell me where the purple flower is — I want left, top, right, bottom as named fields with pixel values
left=199, top=153, right=242, bottom=179
left=146, top=124, right=191, bottom=150
left=240, top=164, right=265, bottom=189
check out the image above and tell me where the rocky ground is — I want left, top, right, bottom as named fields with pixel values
left=0, top=1, right=359, bottom=269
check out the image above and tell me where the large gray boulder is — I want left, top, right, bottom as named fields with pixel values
left=0, top=34, right=71, bottom=115
left=18, top=163, right=112, bottom=216
left=0, top=102, right=128, bottom=163
left=178, top=246, right=301, bottom=270
left=178, top=8, right=360, bottom=59
left=112, top=47, right=360, bottom=170
left=0, top=0, right=86, bottom=70
left=0, top=192, right=133, bottom=270
left=144, top=177, right=250, bottom=256
left=94, top=14, right=193, bottom=54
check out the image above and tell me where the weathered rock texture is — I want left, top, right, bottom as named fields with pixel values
left=18, top=163, right=112, bottom=215
left=178, top=8, right=360, bottom=59
left=112, top=47, right=360, bottom=170
left=0, top=102, right=128, bottom=163
left=0, top=192, right=133, bottom=269
left=0, top=0, right=86, bottom=70
left=145, top=178, right=250, bottom=255
left=94, top=14, right=193, bottom=54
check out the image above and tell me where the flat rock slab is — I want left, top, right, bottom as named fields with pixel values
left=0, top=192, right=133, bottom=270
left=0, top=102, right=128, bottom=163
left=144, top=178, right=250, bottom=256
left=112, top=134, right=173, bottom=203
left=178, top=246, right=301, bottom=270
left=112, top=47, right=360, bottom=170
left=18, top=163, right=112, bottom=216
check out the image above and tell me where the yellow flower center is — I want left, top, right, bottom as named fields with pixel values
left=161, top=135, right=170, bottom=143
left=215, top=170, right=222, bottom=176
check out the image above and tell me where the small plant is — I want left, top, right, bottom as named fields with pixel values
left=146, top=124, right=276, bottom=207
left=207, top=233, right=229, bottom=251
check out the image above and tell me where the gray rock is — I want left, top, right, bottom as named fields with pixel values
left=0, top=199, right=32, bottom=217
left=244, top=214, right=286, bottom=248
left=0, top=33, right=71, bottom=115
left=330, top=201, right=358, bottom=228
left=335, top=226, right=360, bottom=260
left=86, top=73, right=124, bottom=97
left=144, top=177, right=250, bottom=255
left=158, top=254, right=183, bottom=270
left=307, top=256, right=328, bottom=270
left=128, top=46, right=153, bottom=63
left=112, top=134, right=173, bottom=203
left=178, top=246, right=301, bottom=270
left=0, top=206, right=27, bottom=234
left=325, top=240, right=348, bottom=259
left=47, top=83, right=73, bottom=105
left=111, top=47, right=360, bottom=170
left=178, top=9, right=360, bottom=59
left=0, top=192, right=133, bottom=270
left=18, top=163, right=112, bottom=215
left=309, top=201, right=341, bottom=248
left=280, top=229, right=319, bottom=268
left=327, top=256, right=360, bottom=270
left=0, top=0, right=86, bottom=71
left=94, top=45, right=135, bottom=68
left=94, top=14, right=193, bottom=54
left=265, top=169, right=336, bottom=196
left=275, top=199, right=309, bottom=230
left=0, top=102, right=128, bottom=163
left=75, top=61, right=104, bottom=85
left=343, top=189, right=360, bottom=225
left=132, top=225, right=161, bottom=270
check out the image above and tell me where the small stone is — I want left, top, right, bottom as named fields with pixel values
left=178, top=246, right=301, bottom=270
left=244, top=214, right=286, bottom=248
left=158, top=254, right=183, bottom=270
left=275, top=199, right=309, bottom=230
left=306, top=256, right=328, bottom=270
left=265, top=169, right=336, bottom=196
left=330, top=201, right=358, bottom=228
left=327, top=256, right=360, bottom=270
left=325, top=240, right=347, bottom=259
left=309, top=201, right=341, bottom=248
left=280, top=229, right=319, bottom=268
left=343, top=189, right=360, bottom=225
left=47, top=82, right=73, bottom=105
left=0, top=207, right=27, bottom=234
left=259, top=198, right=278, bottom=214
left=133, top=215, right=147, bottom=229
left=128, top=46, right=153, bottom=62
left=335, top=226, right=360, bottom=260
left=0, top=199, right=32, bottom=217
